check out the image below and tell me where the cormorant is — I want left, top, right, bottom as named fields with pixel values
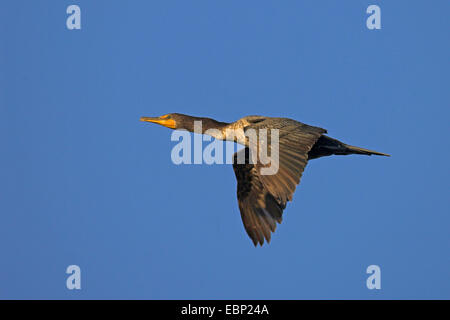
left=141, top=113, right=389, bottom=246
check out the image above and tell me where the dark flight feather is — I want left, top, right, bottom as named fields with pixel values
left=233, top=119, right=326, bottom=246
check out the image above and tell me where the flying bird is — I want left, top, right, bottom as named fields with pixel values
left=141, top=113, right=389, bottom=246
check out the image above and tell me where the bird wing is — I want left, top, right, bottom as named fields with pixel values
left=232, top=124, right=325, bottom=246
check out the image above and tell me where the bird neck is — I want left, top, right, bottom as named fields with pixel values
left=180, top=117, right=230, bottom=136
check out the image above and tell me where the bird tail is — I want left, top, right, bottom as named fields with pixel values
left=308, top=135, right=390, bottom=159
left=343, top=144, right=390, bottom=157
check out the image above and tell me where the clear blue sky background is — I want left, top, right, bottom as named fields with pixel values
left=1, top=1, right=449, bottom=299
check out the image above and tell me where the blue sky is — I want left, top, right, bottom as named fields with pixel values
left=0, top=1, right=449, bottom=299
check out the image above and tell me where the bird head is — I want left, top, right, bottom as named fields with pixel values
left=140, top=113, right=229, bottom=134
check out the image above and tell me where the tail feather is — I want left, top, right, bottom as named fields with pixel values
left=344, top=144, right=390, bottom=157
left=308, top=135, right=390, bottom=159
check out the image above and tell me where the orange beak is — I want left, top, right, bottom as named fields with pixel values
left=140, top=116, right=176, bottom=129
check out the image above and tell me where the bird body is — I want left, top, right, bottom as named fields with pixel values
left=141, top=113, right=389, bottom=246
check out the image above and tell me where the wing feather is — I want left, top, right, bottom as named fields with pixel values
left=233, top=121, right=326, bottom=245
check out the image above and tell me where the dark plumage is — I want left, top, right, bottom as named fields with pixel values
left=141, top=113, right=390, bottom=246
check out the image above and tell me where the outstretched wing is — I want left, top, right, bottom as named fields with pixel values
left=232, top=123, right=325, bottom=246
